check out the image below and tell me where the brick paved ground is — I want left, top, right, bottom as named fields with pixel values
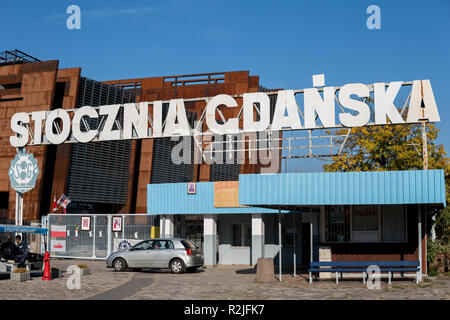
left=0, top=259, right=133, bottom=300
left=0, top=259, right=449, bottom=300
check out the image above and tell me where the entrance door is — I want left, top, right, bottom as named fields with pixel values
left=185, top=219, right=203, bottom=250
left=301, top=223, right=311, bottom=268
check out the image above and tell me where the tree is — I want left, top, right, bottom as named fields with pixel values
left=323, top=123, right=449, bottom=174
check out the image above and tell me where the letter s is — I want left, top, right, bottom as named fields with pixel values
left=10, top=112, right=30, bottom=147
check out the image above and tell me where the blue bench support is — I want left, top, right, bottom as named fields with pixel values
left=308, top=261, right=421, bottom=284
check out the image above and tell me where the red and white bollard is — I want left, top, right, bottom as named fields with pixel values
left=42, top=251, right=52, bottom=281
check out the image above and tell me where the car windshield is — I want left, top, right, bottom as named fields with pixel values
left=181, top=239, right=199, bottom=249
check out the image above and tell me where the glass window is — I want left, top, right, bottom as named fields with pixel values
left=284, top=228, right=298, bottom=247
left=381, top=205, right=407, bottom=242
left=352, top=205, right=379, bottom=242
left=181, top=239, right=199, bottom=249
left=323, top=206, right=350, bottom=242
left=245, top=224, right=251, bottom=247
left=232, top=224, right=251, bottom=247
left=133, top=240, right=153, bottom=250
left=352, top=206, right=379, bottom=231
left=321, top=205, right=408, bottom=243
left=152, top=240, right=164, bottom=249
left=232, top=224, right=242, bottom=246
left=157, top=240, right=174, bottom=249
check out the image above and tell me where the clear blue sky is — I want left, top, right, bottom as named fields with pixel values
left=1, top=0, right=449, bottom=172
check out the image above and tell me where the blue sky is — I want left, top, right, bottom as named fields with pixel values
left=1, top=0, right=449, bottom=172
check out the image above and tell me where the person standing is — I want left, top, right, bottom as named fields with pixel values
left=15, top=235, right=27, bottom=267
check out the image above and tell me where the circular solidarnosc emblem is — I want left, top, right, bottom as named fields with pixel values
left=118, top=240, right=132, bottom=251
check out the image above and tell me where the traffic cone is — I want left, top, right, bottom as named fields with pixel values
left=42, top=251, right=52, bottom=281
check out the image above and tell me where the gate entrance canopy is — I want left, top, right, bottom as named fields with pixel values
left=0, top=224, right=48, bottom=234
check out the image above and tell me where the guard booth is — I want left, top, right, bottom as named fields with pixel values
left=148, top=169, right=446, bottom=281
left=0, top=221, right=45, bottom=254
left=46, top=214, right=158, bottom=260
left=0, top=224, right=48, bottom=274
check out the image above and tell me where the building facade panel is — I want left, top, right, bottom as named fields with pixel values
left=0, top=59, right=60, bottom=222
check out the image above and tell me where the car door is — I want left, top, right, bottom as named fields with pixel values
left=127, top=240, right=153, bottom=268
left=151, top=240, right=174, bottom=268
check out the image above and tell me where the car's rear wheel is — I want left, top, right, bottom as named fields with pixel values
left=113, top=258, right=127, bottom=272
left=169, top=259, right=185, bottom=274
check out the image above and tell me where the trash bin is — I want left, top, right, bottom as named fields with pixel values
left=256, top=257, right=275, bottom=282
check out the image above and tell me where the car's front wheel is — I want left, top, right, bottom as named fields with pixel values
left=113, top=258, right=127, bottom=272
left=169, top=259, right=185, bottom=274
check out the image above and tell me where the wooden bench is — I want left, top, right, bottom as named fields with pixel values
left=308, top=260, right=421, bottom=284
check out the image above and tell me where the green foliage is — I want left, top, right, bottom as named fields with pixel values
left=426, top=208, right=449, bottom=275
left=428, top=264, right=439, bottom=277
left=427, top=237, right=439, bottom=265
left=435, top=207, right=450, bottom=244
left=323, top=123, right=449, bottom=174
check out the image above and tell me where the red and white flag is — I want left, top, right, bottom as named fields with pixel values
left=57, top=194, right=71, bottom=213
left=51, top=196, right=58, bottom=212
left=50, top=225, right=66, bottom=238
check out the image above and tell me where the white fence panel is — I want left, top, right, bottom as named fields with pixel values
left=47, top=214, right=155, bottom=260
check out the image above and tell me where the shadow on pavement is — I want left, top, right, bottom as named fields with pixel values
left=235, top=266, right=257, bottom=274
left=137, top=268, right=205, bottom=274
left=86, top=274, right=154, bottom=300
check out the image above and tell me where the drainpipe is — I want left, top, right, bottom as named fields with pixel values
left=279, top=210, right=282, bottom=282
left=418, top=205, right=422, bottom=282
left=293, top=213, right=296, bottom=277
left=310, top=207, right=313, bottom=264
left=431, top=214, right=436, bottom=241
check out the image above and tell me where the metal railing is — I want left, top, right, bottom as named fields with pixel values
left=0, top=49, right=40, bottom=66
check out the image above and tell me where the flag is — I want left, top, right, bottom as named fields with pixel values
left=51, top=196, right=58, bottom=212
left=57, top=194, right=71, bottom=213
left=50, top=225, right=66, bottom=238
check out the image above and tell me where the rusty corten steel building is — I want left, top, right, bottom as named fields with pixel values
left=0, top=50, right=276, bottom=223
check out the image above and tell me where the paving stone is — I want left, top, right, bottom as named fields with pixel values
left=1, top=260, right=448, bottom=300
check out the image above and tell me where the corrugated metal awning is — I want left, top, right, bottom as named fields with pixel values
left=239, top=170, right=446, bottom=208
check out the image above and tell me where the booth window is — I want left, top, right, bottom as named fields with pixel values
left=321, top=205, right=407, bottom=243
left=381, top=205, right=407, bottom=242
left=352, top=205, right=380, bottom=242
left=323, top=206, right=350, bottom=242
left=232, top=224, right=251, bottom=247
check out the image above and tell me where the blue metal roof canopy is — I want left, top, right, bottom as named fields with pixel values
left=147, top=182, right=284, bottom=215
left=239, top=170, right=446, bottom=208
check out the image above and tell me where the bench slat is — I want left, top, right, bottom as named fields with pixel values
left=310, top=261, right=419, bottom=268
left=309, top=268, right=366, bottom=272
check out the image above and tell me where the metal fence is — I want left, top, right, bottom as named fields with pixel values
left=46, top=214, right=157, bottom=260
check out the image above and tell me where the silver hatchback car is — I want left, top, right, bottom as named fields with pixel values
left=106, top=238, right=204, bottom=273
